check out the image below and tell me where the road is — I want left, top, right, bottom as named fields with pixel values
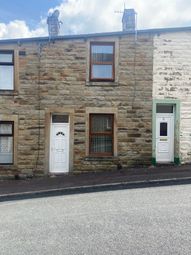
left=0, top=184, right=191, bottom=255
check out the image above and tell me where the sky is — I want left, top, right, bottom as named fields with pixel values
left=0, top=0, right=191, bottom=39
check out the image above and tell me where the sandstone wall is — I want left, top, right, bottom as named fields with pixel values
left=0, top=33, right=153, bottom=176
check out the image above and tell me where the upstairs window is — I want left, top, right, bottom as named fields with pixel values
left=0, top=50, right=14, bottom=90
left=89, top=114, right=114, bottom=156
left=90, top=42, right=115, bottom=81
left=0, top=122, right=14, bottom=164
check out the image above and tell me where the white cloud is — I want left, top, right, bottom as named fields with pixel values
left=1, top=0, right=191, bottom=39
left=51, top=0, right=191, bottom=34
left=0, top=20, right=47, bottom=39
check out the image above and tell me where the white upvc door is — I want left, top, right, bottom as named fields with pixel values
left=50, top=123, right=69, bottom=173
left=156, top=114, right=174, bottom=163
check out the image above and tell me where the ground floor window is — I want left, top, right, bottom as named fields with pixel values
left=89, top=114, right=114, bottom=156
left=0, top=121, right=14, bottom=164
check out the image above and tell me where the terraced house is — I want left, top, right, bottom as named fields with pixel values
left=0, top=9, right=190, bottom=178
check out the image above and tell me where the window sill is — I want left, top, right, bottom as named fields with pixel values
left=0, top=164, right=16, bottom=170
left=0, top=90, right=18, bottom=96
left=84, top=156, right=119, bottom=161
left=86, top=81, right=118, bottom=87
left=0, top=163, right=14, bottom=166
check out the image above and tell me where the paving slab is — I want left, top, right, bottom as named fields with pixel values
left=0, top=164, right=191, bottom=202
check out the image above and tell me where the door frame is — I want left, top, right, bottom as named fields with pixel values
left=152, top=99, right=180, bottom=165
left=44, top=108, right=74, bottom=175
left=156, top=113, right=174, bottom=163
left=49, top=121, right=70, bottom=174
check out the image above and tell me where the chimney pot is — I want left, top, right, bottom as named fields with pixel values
left=122, top=9, right=136, bottom=32
left=47, top=10, right=61, bottom=37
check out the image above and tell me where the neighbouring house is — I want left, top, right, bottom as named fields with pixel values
left=0, top=9, right=190, bottom=178
left=153, top=30, right=191, bottom=165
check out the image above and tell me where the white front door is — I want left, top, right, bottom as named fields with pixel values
left=50, top=123, right=69, bottom=173
left=156, top=114, right=174, bottom=163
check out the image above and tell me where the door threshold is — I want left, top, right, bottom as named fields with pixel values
left=156, top=162, right=175, bottom=167
left=49, top=173, right=69, bottom=177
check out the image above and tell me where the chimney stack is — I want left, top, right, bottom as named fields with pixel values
left=47, top=10, right=62, bottom=37
left=122, top=9, right=136, bottom=32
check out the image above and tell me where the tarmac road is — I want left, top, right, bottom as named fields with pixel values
left=0, top=184, right=191, bottom=255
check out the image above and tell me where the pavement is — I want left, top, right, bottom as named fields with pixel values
left=0, top=164, right=191, bottom=202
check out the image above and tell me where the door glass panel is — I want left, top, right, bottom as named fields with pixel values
left=52, top=115, right=69, bottom=123
left=160, top=122, right=167, bottom=136
left=157, top=105, right=173, bottom=113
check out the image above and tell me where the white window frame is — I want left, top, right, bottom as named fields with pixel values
left=0, top=50, right=14, bottom=90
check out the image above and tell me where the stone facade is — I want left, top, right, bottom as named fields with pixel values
left=153, top=31, right=191, bottom=163
left=0, top=32, right=153, bottom=177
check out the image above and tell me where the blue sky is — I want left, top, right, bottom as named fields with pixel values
left=0, top=0, right=191, bottom=39
left=0, top=0, right=62, bottom=27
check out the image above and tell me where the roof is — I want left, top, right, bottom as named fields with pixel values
left=0, top=26, right=191, bottom=44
